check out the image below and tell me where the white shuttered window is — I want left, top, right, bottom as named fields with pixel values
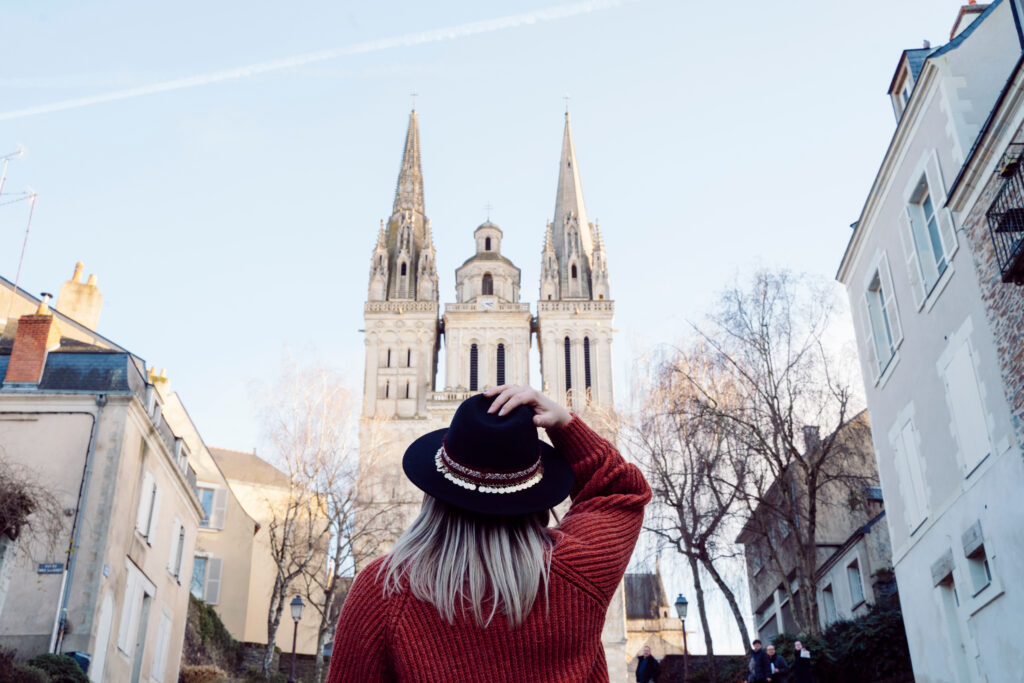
left=942, top=340, right=992, bottom=473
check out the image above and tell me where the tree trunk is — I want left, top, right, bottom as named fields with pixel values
left=700, top=554, right=751, bottom=654
left=688, top=555, right=717, bottom=682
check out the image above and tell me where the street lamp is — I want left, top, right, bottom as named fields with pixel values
left=674, top=594, right=689, bottom=683
left=288, top=595, right=305, bottom=683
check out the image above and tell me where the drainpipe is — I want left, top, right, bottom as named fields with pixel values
left=50, top=393, right=107, bottom=653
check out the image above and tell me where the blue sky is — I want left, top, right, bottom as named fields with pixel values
left=2, top=0, right=970, bottom=652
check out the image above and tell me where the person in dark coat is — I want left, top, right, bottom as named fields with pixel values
left=746, top=639, right=772, bottom=683
left=635, top=646, right=660, bottom=682
left=765, top=645, right=789, bottom=682
left=791, top=641, right=814, bottom=683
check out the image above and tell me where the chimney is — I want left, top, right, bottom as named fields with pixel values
left=802, top=425, right=821, bottom=452
left=950, top=2, right=988, bottom=40
left=56, top=261, right=103, bottom=330
left=4, top=294, right=62, bottom=385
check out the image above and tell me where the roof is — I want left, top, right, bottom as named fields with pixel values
left=888, top=48, right=933, bottom=94
left=457, top=252, right=520, bottom=270
left=0, top=349, right=148, bottom=395
left=838, top=0, right=1008, bottom=281
left=624, top=573, right=668, bottom=620
left=474, top=220, right=502, bottom=234
left=209, top=447, right=291, bottom=488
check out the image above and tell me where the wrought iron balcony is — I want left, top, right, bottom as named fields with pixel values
left=986, top=144, right=1024, bottom=284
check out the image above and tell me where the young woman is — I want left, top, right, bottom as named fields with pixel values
left=326, top=385, right=651, bottom=682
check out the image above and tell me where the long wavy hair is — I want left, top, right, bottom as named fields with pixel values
left=380, top=494, right=555, bottom=627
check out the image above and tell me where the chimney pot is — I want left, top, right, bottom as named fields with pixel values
left=73, top=262, right=83, bottom=283
left=86, top=274, right=97, bottom=286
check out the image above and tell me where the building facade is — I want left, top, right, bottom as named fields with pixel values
left=736, top=413, right=893, bottom=640
left=0, top=274, right=202, bottom=683
left=356, top=109, right=626, bottom=678
left=836, top=3, right=1024, bottom=681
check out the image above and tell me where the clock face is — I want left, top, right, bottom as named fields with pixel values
left=480, top=298, right=495, bottom=310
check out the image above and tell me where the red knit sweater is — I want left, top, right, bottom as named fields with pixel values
left=325, top=416, right=651, bottom=683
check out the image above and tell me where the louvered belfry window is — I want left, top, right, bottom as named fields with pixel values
left=564, top=337, right=572, bottom=392
left=496, top=344, right=506, bottom=385
left=584, top=337, right=592, bottom=389
left=470, top=344, right=479, bottom=391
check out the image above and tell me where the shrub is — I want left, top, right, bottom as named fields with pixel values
left=770, top=604, right=913, bottom=683
left=0, top=647, right=49, bottom=683
left=179, top=664, right=228, bottom=683
left=26, top=653, right=88, bottom=683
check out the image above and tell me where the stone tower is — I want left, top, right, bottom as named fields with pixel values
left=442, top=221, right=532, bottom=392
left=537, top=112, right=615, bottom=413
left=362, top=109, right=440, bottom=420
left=358, top=110, right=444, bottom=541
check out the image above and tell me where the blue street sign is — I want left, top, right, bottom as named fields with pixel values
left=37, top=563, right=64, bottom=574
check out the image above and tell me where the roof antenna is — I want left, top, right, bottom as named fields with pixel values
left=923, top=39, right=931, bottom=48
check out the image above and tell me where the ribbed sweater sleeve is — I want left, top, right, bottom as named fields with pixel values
left=325, top=557, right=392, bottom=683
left=547, top=415, right=651, bottom=601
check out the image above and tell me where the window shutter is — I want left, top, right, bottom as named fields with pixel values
left=210, top=488, right=228, bottom=530
left=146, top=487, right=162, bottom=543
left=898, top=209, right=926, bottom=310
left=205, top=557, right=223, bottom=604
left=151, top=613, right=172, bottom=682
left=167, top=519, right=181, bottom=573
left=136, top=471, right=154, bottom=533
left=943, top=342, right=992, bottom=471
left=889, top=424, right=918, bottom=532
left=926, top=154, right=959, bottom=260
left=858, top=296, right=880, bottom=382
left=879, top=253, right=903, bottom=345
left=117, top=570, right=140, bottom=653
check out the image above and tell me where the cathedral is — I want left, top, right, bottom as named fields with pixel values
left=356, top=108, right=625, bottom=677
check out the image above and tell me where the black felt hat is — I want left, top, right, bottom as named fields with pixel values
left=402, top=393, right=574, bottom=516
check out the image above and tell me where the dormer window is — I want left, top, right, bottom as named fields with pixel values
left=892, top=68, right=913, bottom=120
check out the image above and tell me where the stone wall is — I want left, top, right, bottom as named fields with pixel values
left=960, top=122, right=1024, bottom=447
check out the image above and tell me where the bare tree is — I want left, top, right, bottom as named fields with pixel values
left=257, top=360, right=348, bottom=676
left=628, top=344, right=752, bottom=675
left=682, top=270, right=872, bottom=636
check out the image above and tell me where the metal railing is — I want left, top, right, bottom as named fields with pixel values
left=986, top=145, right=1024, bottom=284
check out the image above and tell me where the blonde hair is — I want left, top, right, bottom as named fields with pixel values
left=381, top=494, right=554, bottom=627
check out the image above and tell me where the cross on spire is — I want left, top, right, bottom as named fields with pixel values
left=485, top=201, right=493, bottom=220
left=411, top=91, right=418, bottom=111
left=563, top=92, right=571, bottom=115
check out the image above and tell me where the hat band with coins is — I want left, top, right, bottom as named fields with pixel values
left=435, top=441, right=544, bottom=494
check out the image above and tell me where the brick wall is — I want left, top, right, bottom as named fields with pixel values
left=960, top=123, right=1024, bottom=448
left=4, top=314, right=60, bottom=384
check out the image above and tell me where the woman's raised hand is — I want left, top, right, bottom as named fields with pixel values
left=483, top=385, right=572, bottom=429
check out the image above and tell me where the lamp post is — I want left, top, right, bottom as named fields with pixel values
left=288, top=595, right=304, bottom=683
left=674, top=593, right=689, bottom=683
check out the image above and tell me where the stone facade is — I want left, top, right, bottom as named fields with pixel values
left=836, top=4, right=1024, bottom=681
left=356, top=109, right=626, bottom=678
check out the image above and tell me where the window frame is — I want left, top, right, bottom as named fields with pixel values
left=847, top=560, right=865, bottom=608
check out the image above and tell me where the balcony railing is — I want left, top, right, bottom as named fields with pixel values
left=986, top=145, right=1024, bottom=284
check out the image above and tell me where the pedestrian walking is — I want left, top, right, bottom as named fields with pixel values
left=745, top=639, right=772, bottom=683
left=325, top=385, right=651, bottom=682
left=791, top=641, right=814, bottom=683
left=636, top=645, right=660, bottom=682
left=765, top=644, right=789, bottom=683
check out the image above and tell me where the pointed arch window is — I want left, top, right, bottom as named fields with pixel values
left=482, top=273, right=494, bottom=296
left=571, top=264, right=578, bottom=279
left=386, top=348, right=392, bottom=368
left=496, top=344, right=506, bottom=386
left=485, top=237, right=492, bottom=251
left=564, top=337, right=573, bottom=393
left=405, top=381, right=410, bottom=399
left=470, top=344, right=479, bottom=391
left=584, top=337, right=592, bottom=391
left=400, top=262, right=407, bottom=276
left=406, top=349, right=411, bottom=367
left=385, top=380, right=390, bottom=399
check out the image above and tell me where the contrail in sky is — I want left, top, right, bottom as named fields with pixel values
left=0, top=0, right=634, bottom=121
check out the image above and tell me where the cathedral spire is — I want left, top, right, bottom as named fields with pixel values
left=552, top=112, right=594, bottom=257
left=393, top=109, right=425, bottom=216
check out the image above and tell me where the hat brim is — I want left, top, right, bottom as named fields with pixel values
left=402, top=428, right=574, bottom=516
